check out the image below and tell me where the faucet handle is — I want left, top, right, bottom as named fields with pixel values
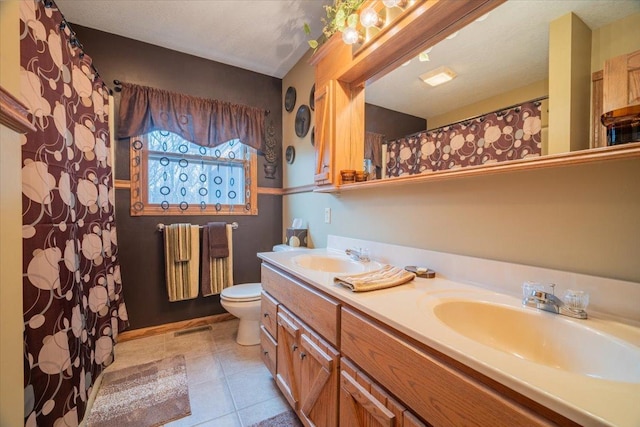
left=563, top=290, right=589, bottom=311
left=522, top=281, right=543, bottom=299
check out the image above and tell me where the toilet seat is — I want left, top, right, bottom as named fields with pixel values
left=220, top=283, right=261, bottom=302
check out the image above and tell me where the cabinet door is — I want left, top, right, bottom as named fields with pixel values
left=298, top=328, right=339, bottom=427
left=339, top=359, right=402, bottom=427
left=276, top=310, right=301, bottom=410
left=603, top=49, right=640, bottom=112
left=314, top=81, right=333, bottom=186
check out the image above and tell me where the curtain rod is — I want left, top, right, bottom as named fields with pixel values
left=156, top=222, right=238, bottom=232
left=112, top=80, right=271, bottom=115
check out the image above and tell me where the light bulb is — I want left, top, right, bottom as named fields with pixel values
left=360, top=7, right=380, bottom=28
left=342, top=27, right=361, bottom=45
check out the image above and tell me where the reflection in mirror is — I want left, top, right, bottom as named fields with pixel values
left=363, top=0, right=640, bottom=179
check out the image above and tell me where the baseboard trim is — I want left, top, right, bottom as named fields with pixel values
left=117, top=313, right=236, bottom=342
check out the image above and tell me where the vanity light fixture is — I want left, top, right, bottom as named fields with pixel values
left=475, top=12, right=490, bottom=22
left=445, top=31, right=459, bottom=40
left=420, top=66, right=457, bottom=86
left=382, top=0, right=408, bottom=8
left=342, top=27, right=364, bottom=45
left=360, top=7, right=383, bottom=28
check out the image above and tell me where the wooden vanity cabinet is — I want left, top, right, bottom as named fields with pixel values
left=259, top=291, right=279, bottom=376
left=340, top=358, right=427, bottom=427
left=341, top=307, right=561, bottom=427
left=275, top=306, right=340, bottom=427
left=260, top=262, right=577, bottom=427
left=260, top=264, right=340, bottom=426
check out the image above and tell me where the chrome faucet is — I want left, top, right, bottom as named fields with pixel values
left=522, top=283, right=588, bottom=319
left=345, top=247, right=370, bottom=262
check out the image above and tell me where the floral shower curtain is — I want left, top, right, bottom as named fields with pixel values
left=20, top=1, right=128, bottom=425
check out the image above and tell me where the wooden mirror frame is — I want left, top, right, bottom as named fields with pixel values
left=309, top=0, right=640, bottom=192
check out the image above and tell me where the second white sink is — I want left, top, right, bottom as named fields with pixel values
left=433, top=299, right=640, bottom=383
left=292, top=254, right=383, bottom=274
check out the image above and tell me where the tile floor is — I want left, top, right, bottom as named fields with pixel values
left=104, top=319, right=292, bottom=426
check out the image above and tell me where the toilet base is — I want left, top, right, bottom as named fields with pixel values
left=236, top=319, right=260, bottom=346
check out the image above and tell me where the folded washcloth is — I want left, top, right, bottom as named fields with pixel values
left=334, top=265, right=416, bottom=292
left=206, top=222, right=229, bottom=259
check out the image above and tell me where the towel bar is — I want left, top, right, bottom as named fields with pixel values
left=156, top=222, right=238, bottom=232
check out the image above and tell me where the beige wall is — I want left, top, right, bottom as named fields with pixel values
left=282, top=50, right=316, bottom=190
left=282, top=44, right=640, bottom=285
left=427, top=80, right=549, bottom=131
left=0, top=2, right=25, bottom=426
left=548, top=12, right=592, bottom=154
left=591, top=12, right=640, bottom=73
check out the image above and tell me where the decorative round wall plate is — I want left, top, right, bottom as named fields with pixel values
left=285, top=145, right=295, bottom=164
left=295, top=105, right=311, bottom=137
left=309, top=84, right=315, bottom=111
left=284, top=86, right=296, bottom=112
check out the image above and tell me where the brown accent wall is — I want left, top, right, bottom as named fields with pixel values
left=365, top=103, right=426, bottom=141
left=74, top=25, right=283, bottom=329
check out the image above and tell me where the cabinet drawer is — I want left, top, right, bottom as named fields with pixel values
left=341, top=307, right=554, bottom=427
left=261, top=263, right=340, bottom=346
left=260, top=325, right=277, bottom=377
left=261, top=291, right=279, bottom=338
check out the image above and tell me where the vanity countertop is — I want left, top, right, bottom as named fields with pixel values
left=258, top=248, right=640, bottom=427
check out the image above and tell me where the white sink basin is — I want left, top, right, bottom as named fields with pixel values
left=292, top=254, right=383, bottom=274
left=433, top=300, right=640, bottom=383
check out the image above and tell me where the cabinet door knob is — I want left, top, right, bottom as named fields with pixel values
left=263, top=350, right=269, bottom=355
left=263, top=312, right=269, bottom=318
left=292, top=344, right=298, bottom=352
left=300, top=352, right=306, bottom=360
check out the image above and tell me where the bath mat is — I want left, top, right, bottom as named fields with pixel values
left=86, top=355, right=191, bottom=427
left=249, top=410, right=302, bottom=427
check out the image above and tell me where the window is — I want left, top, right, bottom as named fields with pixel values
left=130, top=130, right=257, bottom=216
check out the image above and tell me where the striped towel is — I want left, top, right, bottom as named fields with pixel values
left=201, top=223, right=233, bottom=296
left=334, top=265, right=415, bottom=292
left=164, top=224, right=199, bottom=301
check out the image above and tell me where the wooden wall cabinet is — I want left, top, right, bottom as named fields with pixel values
left=592, top=49, right=640, bottom=148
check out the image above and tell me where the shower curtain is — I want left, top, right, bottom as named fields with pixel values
left=20, top=1, right=128, bottom=425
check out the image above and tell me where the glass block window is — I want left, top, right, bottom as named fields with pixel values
left=130, top=130, right=257, bottom=216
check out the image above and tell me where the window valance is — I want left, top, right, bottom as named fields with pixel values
left=117, top=82, right=266, bottom=152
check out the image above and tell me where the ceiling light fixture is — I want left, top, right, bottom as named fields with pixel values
left=420, top=66, right=457, bottom=87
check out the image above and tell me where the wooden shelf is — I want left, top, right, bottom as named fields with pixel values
left=314, top=142, right=640, bottom=194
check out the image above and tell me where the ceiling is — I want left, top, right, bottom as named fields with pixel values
left=366, top=0, right=640, bottom=120
left=55, top=0, right=639, bottom=118
left=54, top=0, right=330, bottom=79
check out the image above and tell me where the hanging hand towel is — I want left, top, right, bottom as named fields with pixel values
left=164, top=224, right=200, bottom=301
left=206, top=222, right=229, bottom=258
left=202, top=223, right=234, bottom=296
left=334, top=265, right=415, bottom=292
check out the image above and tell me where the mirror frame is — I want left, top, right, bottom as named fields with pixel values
left=310, top=0, right=640, bottom=193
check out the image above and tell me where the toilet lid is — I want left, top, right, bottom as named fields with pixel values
left=220, top=283, right=261, bottom=302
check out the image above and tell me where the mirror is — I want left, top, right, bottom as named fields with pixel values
left=363, top=0, right=640, bottom=179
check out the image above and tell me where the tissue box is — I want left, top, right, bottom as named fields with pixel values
left=286, top=228, right=307, bottom=247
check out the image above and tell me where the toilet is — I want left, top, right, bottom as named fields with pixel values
left=220, top=244, right=309, bottom=345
